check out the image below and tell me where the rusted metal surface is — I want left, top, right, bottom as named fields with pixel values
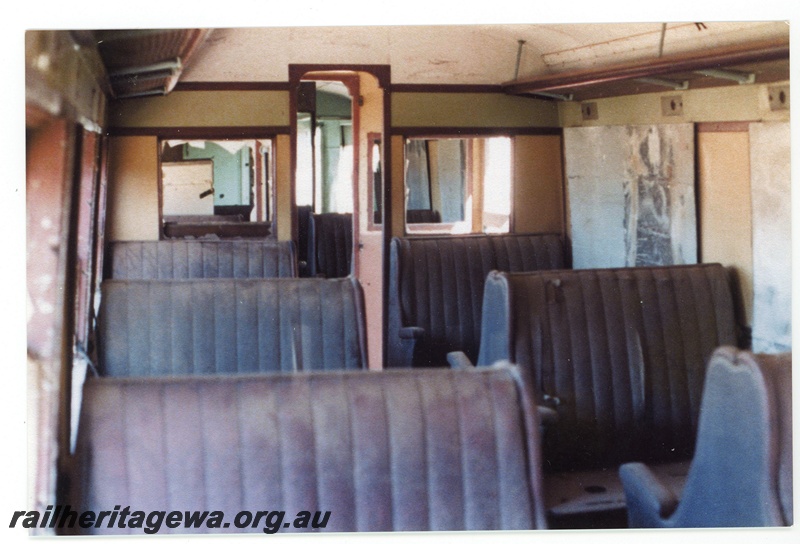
left=26, top=117, right=73, bottom=526
left=73, top=129, right=98, bottom=351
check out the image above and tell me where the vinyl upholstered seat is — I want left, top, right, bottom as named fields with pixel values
left=473, top=264, right=739, bottom=521
left=406, top=209, right=441, bottom=223
left=308, top=213, right=353, bottom=278
left=387, top=233, right=565, bottom=368
left=70, top=365, right=548, bottom=534
left=620, top=347, right=792, bottom=527
left=108, top=240, right=298, bottom=279
left=97, top=277, right=368, bottom=376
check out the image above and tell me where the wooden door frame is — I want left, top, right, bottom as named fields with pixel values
left=288, top=64, right=392, bottom=360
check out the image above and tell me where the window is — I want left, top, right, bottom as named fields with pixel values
left=159, top=138, right=274, bottom=238
left=403, top=136, right=511, bottom=234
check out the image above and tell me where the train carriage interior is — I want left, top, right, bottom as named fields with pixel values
left=15, top=4, right=796, bottom=538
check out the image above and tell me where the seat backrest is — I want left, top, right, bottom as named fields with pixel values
left=108, top=240, right=297, bottom=279
left=71, top=365, right=547, bottom=534
left=387, top=233, right=565, bottom=367
left=97, top=277, right=368, bottom=376
left=477, top=264, right=738, bottom=469
left=639, top=347, right=792, bottom=527
left=308, top=213, right=353, bottom=278
left=406, top=209, right=441, bottom=223
left=296, top=205, right=313, bottom=276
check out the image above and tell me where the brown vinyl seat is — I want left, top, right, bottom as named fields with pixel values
left=472, top=264, right=740, bottom=522
left=307, top=213, right=353, bottom=278
left=69, top=364, right=548, bottom=534
left=387, top=233, right=566, bottom=368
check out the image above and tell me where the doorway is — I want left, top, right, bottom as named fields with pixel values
left=290, top=65, right=390, bottom=370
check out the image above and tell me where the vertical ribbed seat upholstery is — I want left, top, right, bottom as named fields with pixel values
left=620, top=347, right=792, bottom=527
left=109, top=240, right=298, bottom=279
left=97, top=277, right=368, bottom=376
left=406, top=209, right=441, bottom=223
left=308, top=213, right=353, bottom=278
left=475, top=264, right=739, bottom=519
left=71, top=365, right=548, bottom=534
left=387, top=233, right=565, bottom=368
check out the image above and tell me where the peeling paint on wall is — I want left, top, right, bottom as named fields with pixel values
left=565, top=124, right=696, bottom=269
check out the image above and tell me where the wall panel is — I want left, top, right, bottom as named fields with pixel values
left=106, top=136, right=160, bottom=241
left=749, top=122, right=791, bottom=353
left=697, top=128, right=753, bottom=326
left=565, top=124, right=696, bottom=269
left=512, top=135, right=564, bottom=235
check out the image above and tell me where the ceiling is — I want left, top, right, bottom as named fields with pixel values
left=88, top=22, right=789, bottom=102
left=83, top=29, right=211, bottom=98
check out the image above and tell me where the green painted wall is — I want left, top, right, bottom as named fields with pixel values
left=109, top=90, right=290, bottom=127
left=392, top=92, right=559, bottom=127
left=182, top=143, right=252, bottom=207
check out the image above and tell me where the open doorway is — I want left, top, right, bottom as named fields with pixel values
left=290, top=66, right=389, bottom=370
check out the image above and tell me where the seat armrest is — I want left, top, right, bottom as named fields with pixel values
left=537, top=405, right=558, bottom=427
left=389, top=327, right=426, bottom=368
left=619, top=462, right=679, bottom=528
left=399, top=326, right=425, bottom=340
left=447, top=351, right=474, bottom=369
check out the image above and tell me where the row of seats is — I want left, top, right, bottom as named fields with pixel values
left=464, top=264, right=739, bottom=522
left=75, top=234, right=552, bottom=534
left=440, top=263, right=792, bottom=529
left=74, top=234, right=791, bottom=533
left=109, top=239, right=298, bottom=279
left=70, top=364, right=548, bottom=534
left=98, top=277, right=368, bottom=376
left=387, top=233, right=567, bottom=367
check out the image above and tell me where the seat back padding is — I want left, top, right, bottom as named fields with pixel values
left=308, top=213, right=353, bottom=278
left=478, top=264, right=738, bottom=469
left=98, top=277, right=368, bottom=376
left=72, top=366, right=547, bottom=534
left=109, top=240, right=298, bottom=279
left=388, top=233, right=565, bottom=367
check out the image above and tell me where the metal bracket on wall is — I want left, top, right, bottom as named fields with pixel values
left=695, top=68, right=755, bottom=85
left=661, top=95, right=684, bottom=117
left=533, top=91, right=574, bottom=101
left=635, top=77, right=688, bottom=91
left=581, top=101, right=598, bottom=121
left=768, top=85, right=789, bottom=111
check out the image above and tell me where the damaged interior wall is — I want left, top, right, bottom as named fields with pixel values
left=749, top=122, right=791, bottom=353
left=565, top=124, right=696, bottom=269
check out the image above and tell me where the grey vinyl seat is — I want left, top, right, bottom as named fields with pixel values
left=387, top=233, right=566, bottom=368
left=470, top=264, right=740, bottom=521
left=97, top=277, right=368, bottom=376
left=69, top=364, right=548, bottom=534
left=620, top=347, right=792, bottom=528
left=108, top=239, right=298, bottom=279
